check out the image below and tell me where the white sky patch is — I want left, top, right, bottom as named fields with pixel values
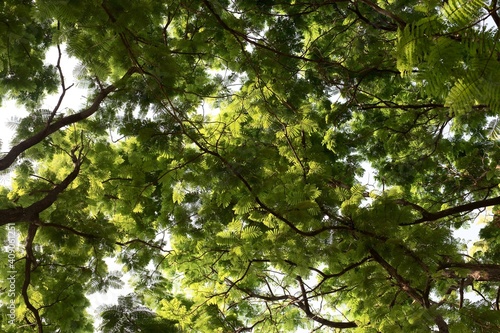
left=42, top=46, right=88, bottom=115
left=87, top=258, right=133, bottom=331
left=0, top=45, right=84, bottom=153
left=0, top=99, right=27, bottom=153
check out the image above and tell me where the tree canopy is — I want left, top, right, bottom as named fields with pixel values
left=2, top=0, right=500, bottom=332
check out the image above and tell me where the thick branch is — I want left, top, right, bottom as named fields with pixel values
left=440, top=262, right=500, bottom=281
left=489, top=0, right=500, bottom=29
left=369, top=248, right=424, bottom=305
left=0, top=156, right=82, bottom=225
left=401, top=195, right=500, bottom=225
left=0, top=67, right=138, bottom=171
left=434, top=315, right=450, bottom=333
left=21, top=222, right=43, bottom=333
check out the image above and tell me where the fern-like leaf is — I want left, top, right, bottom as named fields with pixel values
left=442, top=0, right=486, bottom=27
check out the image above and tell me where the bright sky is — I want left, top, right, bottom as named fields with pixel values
left=0, top=98, right=27, bottom=186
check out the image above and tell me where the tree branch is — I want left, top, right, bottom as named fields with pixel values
left=401, top=195, right=500, bottom=225
left=440, top=262, right=500, bottom=281
left=46, top=41, right=74, bottom=126
left=21, top=222, right=43, bottom=333
left=369, top=248, right=424, bottom=305
left=296, top=276, right=357, bottom=329
left=357, top=0, right=406, bottom=28
left=0, top=67, right=138, bottom=171
left=40, top=222, right=170, bottom=252
left=488, top=0, right=500, bottom=29
left=0, top=150, right=83, bottom=225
